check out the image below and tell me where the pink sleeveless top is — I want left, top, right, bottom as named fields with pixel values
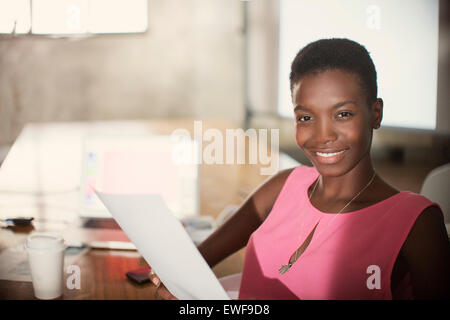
left=238, top=165, right=441, bottom=300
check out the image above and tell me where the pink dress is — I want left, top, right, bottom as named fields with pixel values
left=238, top=165, right=442, bottom=300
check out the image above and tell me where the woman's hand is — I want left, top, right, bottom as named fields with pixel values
left=148, top=270, right=178, bottom=300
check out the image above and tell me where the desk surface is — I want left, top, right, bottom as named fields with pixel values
left=0, top=119, right=298, bottom=300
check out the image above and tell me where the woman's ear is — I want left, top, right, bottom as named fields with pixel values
left=371, top=98, right=383, bottom=129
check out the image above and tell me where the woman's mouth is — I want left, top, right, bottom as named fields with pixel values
left=313, top=149, right=348, bottom=164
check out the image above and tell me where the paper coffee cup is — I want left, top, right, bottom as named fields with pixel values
left=26, top=232, right=65, bottom=300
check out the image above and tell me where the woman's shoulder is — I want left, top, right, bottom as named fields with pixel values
left=287, top=165, right=318, bottom=181
left=263, top=165, right=316, bottom=187
left=390, top=190, right=446, bottom=252
left=271, top=165, right=317, bottom=190
left=258, top=166, right=299, bottom=195
left=394, top=190, right=442, bottom=209
left=266, top=165, right=319, bottom=199
left=398, top=191, right=446, bottom=235
left=251, top=165, right=315, bottom=220
left=263, top=165, right=317, bottom=201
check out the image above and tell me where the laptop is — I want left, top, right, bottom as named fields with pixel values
left=79, top=134, right=200, bottom=220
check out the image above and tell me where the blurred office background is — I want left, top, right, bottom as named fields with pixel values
left=0, top=0, right=449, bottom=193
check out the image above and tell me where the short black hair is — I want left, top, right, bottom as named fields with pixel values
left=289, top=38, right=378, bottom=105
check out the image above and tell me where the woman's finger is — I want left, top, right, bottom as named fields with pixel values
left=148, top=270, right=160, bottom=286
left=148, top=270, right=178, bottom=300
left=155, top=283, right=178, bottom=300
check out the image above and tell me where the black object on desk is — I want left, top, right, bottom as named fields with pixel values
left=126, top=267, right=152, bottom=284
left=83, top=218, right=121, bottom=229
left=0, top=217, right=34, bottom=226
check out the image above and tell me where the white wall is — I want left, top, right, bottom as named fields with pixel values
left=0, top=0, right=245, bottom=146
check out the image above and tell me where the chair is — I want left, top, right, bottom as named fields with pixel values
left=420, top=163, right=450, bottom=235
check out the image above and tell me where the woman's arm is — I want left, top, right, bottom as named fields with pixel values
left=401, top=205, right=450, bottom=299
left=151, top=167, right=295, bottom=299
left=197, top=167, right=295, bottom=268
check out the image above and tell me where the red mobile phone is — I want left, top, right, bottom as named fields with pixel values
left=126, top=267, right=152, bottom=284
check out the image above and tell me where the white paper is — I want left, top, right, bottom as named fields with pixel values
left=95, top=191, right=230, bottom=300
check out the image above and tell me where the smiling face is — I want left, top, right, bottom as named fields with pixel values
left=292, top=69, right=382, bottom=177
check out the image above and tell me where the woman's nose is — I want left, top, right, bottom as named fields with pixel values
left=314, top=119, right=337, bottom=145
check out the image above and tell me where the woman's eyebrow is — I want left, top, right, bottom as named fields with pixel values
left=294, top=105, right=309, bottom=112
left=334, top=100, right=358, bottom=108
left=294, top=100, right=357, bottom=112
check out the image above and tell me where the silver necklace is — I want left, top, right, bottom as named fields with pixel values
left=278, top=171, right=376, bottom=275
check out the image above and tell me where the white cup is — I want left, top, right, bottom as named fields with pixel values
left=26, top=232, right=65, bottom=300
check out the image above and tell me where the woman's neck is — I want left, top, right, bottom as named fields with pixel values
left=314, top=157, right=376, bottom=202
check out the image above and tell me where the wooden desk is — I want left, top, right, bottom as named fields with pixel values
left=0, top=119, right=296, bottom=299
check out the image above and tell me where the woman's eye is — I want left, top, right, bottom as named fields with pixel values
left=337, top=111, right=352, bottom=119
left=296, top=112, right=352, bottom=122
left=297, top=115, right=311, bottom=122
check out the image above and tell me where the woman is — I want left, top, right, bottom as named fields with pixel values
left=151, top=38, right=450, bottom=299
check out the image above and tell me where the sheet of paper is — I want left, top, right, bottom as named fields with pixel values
left=95, top=191, right=230, bottom=300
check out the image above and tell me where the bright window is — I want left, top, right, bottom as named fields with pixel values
left=0, top=0, right=31, bottom=33
left=0, top=0, right=148, bottom=35
left=278, top=0, right=439, bottom=130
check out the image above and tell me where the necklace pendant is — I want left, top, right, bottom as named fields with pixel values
left=278, top=263, right=292, bottom=275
